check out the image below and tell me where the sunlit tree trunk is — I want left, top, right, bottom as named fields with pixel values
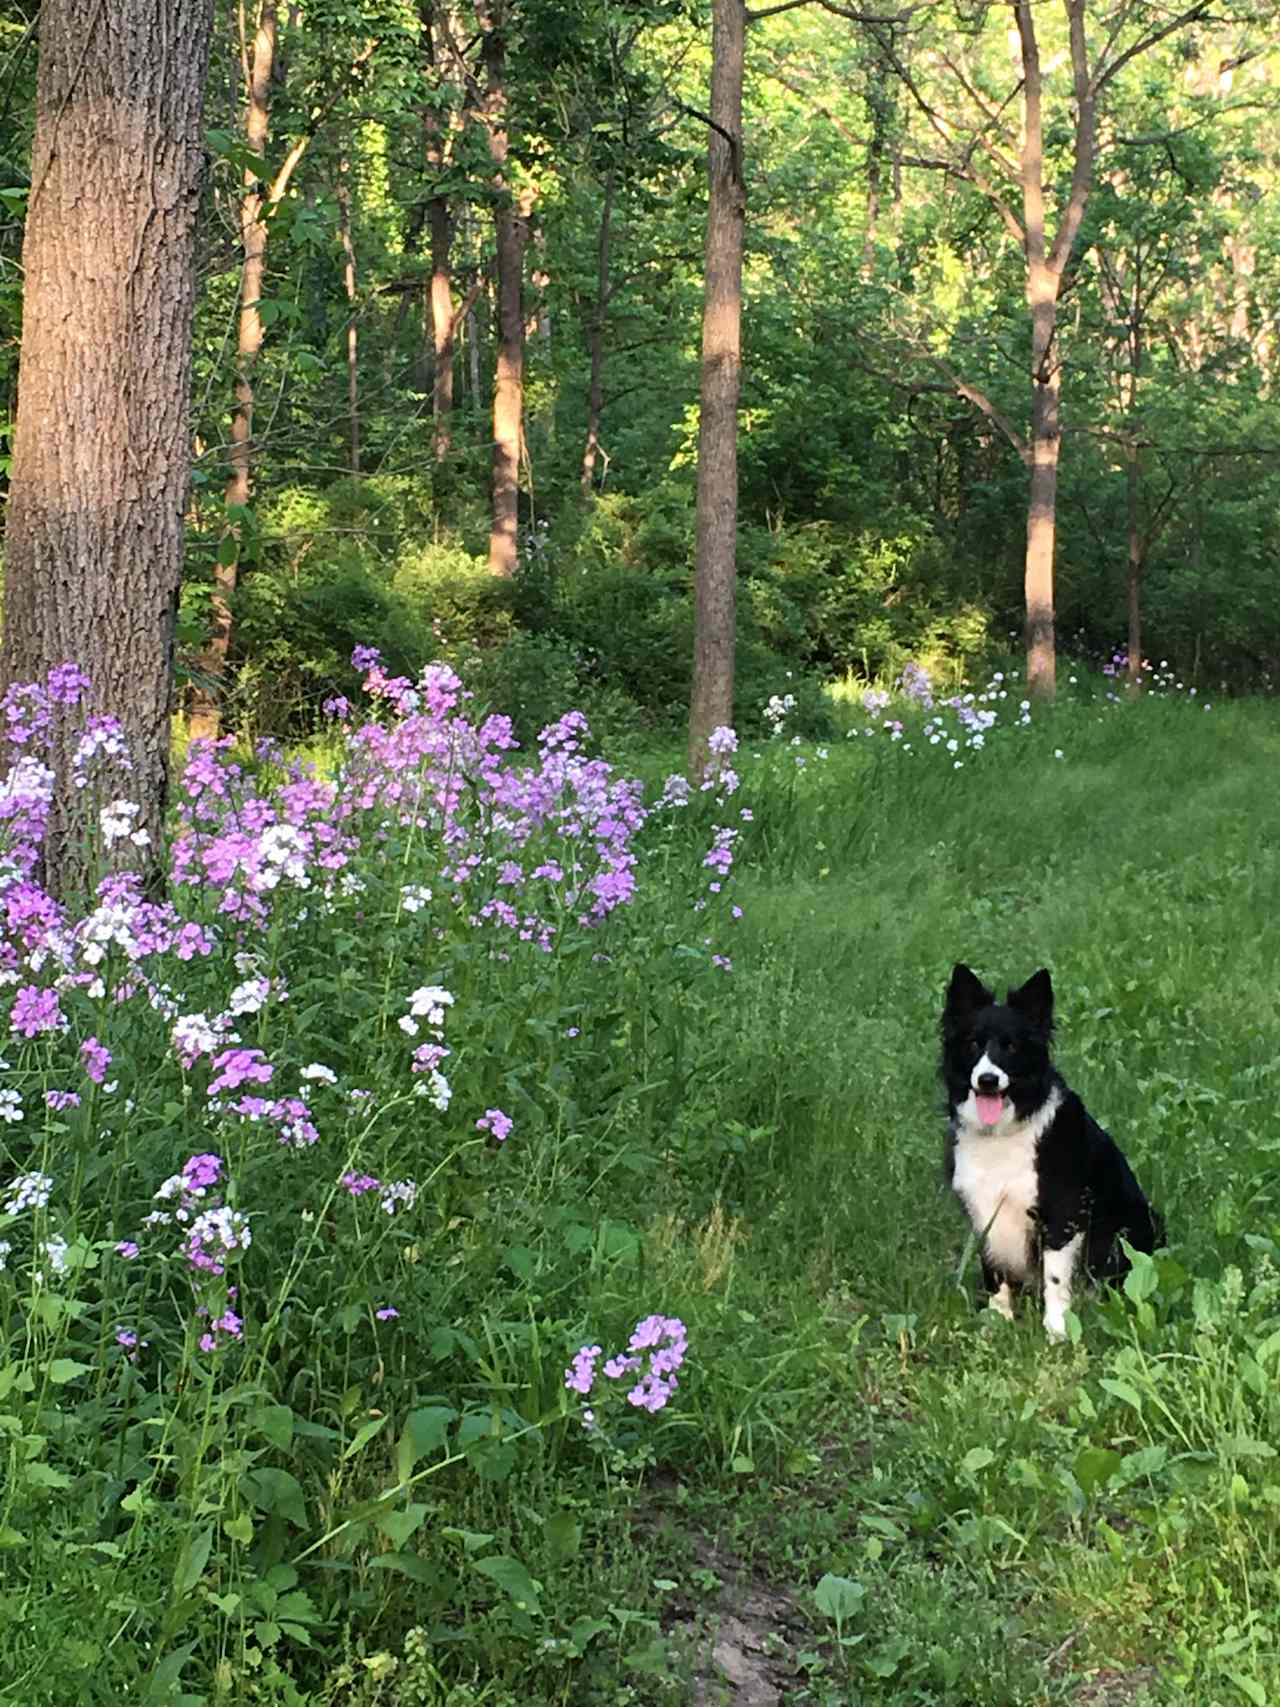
left=0, top=0, right=213, bottom=898
left=688, top=0, right=745, bottom=775
left=477, top=0, right=525, bottom=577
left=581, top=169, right=615, bottom=496
left=338, top=155, right=361, bottom=476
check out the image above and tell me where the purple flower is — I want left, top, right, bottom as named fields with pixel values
left=115, top=1240, right=140, bottom=1260
left=341, top=1171, right=382, bottom=1197
left=10, top=984, right=66, bottom=1038
left=565, top=1344, right=602, bottom=1395
left=208, top=1048, right=273, bottom=1096
left=476, top=1107, right=514, bottom=1143
left=183, top=1153, right=223, bottom=1193
left=44, top=1089, right=82, bottom=1112
left=81, top=1037, right=112, bottom=1084
left=351, top=645, right=382, bottom=673
left=375, top=1306, right=399, bottom=1321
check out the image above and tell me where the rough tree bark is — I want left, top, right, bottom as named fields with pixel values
left=688, top=0, right=745, bottom=775
left=0, top=0, right=214, bottom=898
left=477, top=0, right=526, bottom=578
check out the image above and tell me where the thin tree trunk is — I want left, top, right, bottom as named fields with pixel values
left=688, top=0, right=745, bottom=775
left=189, top=1, right=278, bottom=741
left=1125, top=444, right=1143, bottom=697
left=477, top=0, right=525, bottom=577
left=337, top=155, right=363, bottom=474
left=429, top=199, right=457, bottom=459
left=337, top=156, right=361, bottom=476
left=581, top=169, right=615, bottom=496
left=1014, top=0, right=1093, bottom=702
left=1, top=0, right=214, bottom=899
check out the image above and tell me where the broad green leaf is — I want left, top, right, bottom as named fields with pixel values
left=175, top=1526, right=214, bottom=1594
left=474, top=1553, right=541, bottom=1611
left=45, top=1359, right=92, bottom=1385
left=814, top=1573, right=864, bottom=1624
left=961, top=1446, right=995, bottom=1474
left=377, top=1504, right=428, bottom=1548
left=1074, top=1446, right=1122, bottom=1495
left=240, top=1467, right=307, bottom=1528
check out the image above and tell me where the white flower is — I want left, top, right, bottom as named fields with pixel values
left=400, top=885, right=433, bottom=913
left=1053, top=749, right=1065, bottom=760
left=300, top=1062, right=337, bottom=1085
left=0, top=1089, right=24, bottom=1124
left=380, top=1179, right=418, bottom=1215
left=41, top=1236, right=69, bottom=1274
left=0, top=1239, right=10, bottom=1271
left=398, top=1015, right=420, bottom=1037
left=3, top=1169, right=51, bottom=1213
left=227, top=977, right=270, bottom=1016
left=407, top=985, right=455, bottom=1029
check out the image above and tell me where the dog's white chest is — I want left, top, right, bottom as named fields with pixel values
left=952, top=1128, right=1039, bottom=1280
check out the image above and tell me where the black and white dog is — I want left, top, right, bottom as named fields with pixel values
left=941, top=964, right=1162, bottom=1339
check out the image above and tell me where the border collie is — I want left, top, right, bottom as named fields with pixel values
left=941, top=964, right=1162, bottom=1339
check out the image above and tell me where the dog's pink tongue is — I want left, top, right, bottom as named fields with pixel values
left=975, top=1093, right=1005, bottom=1126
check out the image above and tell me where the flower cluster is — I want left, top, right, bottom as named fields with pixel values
left=476, top=1107, right=513, bottom=1143
left=564, top=1314, right=689, bottom=1421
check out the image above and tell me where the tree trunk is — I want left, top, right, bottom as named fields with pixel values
left=581, top=169, right=615, bottom=496
left=429, top=198, right=458, bottom=459
left=338, top=156, right=361, bottom=476
left=688, top=0, right=745, bottom=775
left=1125, top=444, right=1144, bottom=697
left=189, top=2, right=278, bottom=741
left=1024, top=325, right=1060, bottom=700
left=477, top=0, right=525, bottom=578
left=0, top=0, right=214, bottom=899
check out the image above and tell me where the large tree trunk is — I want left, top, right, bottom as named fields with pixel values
left=1, top=0, right=213, bottom=899
left=477, top=0, right=525, bottom=578
left=581, top=169, right=615, bottom=496
left=189, top=1, right=278, bottom=740
left=688, top=0, right=745, bottom=775
left=429, top=198, right=457, bottom=459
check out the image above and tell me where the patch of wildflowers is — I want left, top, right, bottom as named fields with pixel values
left=3, top=1170, right=52, bottom=1214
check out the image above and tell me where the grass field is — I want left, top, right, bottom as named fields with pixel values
left=4, top=671, right=1279, bottom=1705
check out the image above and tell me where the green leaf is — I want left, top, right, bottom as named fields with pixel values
left=961, top=1446, right=995, bottom=1474
left=442, top=1527, right=494, bottom=1554
left=175, top=1526, right=214, bottom=1595
left=343, top=1413, right=389, bottom=1460
left=399, top=1405, right=455, bottom=1478
left=814, top=1573, right=865, bottom=1624
left=24, top=1462, right=72, bottom=1489
left=377, top=1504, right=428, bottom=1548
left=473, top=1553, right=542, bottom=1611
left=567, top=1616, right=611, bottom=1656
left=253, top=1405, right=295, bottom=1452
left=1122, top=1247, right=1159, bottom=1303
left=1116, top=1444, right=1168, bottom=1485
left=225, top=1511, right=254, bottom=1545
left=1100, top=1377, right=1143, bottom=1413
left=241, top=1468, right=307, bottom=1528
left=1226, top=1672, right=1267, bottom=1707
left=1074, top=1446, right=1123, bottom=1495
left=45, top=1358, right=92, bottom=1385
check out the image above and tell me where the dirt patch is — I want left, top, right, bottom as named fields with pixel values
left=670, top=1541, right=808, bottom=1705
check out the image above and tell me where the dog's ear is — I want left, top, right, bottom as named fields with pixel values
left=945, top=963, right=994, bottom=1016
left=1008, top=968, right=1054, bottom=1030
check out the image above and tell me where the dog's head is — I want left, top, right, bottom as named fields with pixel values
left=941, top=963, right=1055, bottom=1130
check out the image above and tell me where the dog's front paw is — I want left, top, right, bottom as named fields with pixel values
left=1043, top=1307, right=1068, bottom=1343
left=988, top=1283, right=1015, bottom=1323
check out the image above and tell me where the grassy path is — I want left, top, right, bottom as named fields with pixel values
left=645, top=697, right=1280, bottom=1705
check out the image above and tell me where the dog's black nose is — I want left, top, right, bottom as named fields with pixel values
left=976, top=1072, right=1001, bottom=1092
